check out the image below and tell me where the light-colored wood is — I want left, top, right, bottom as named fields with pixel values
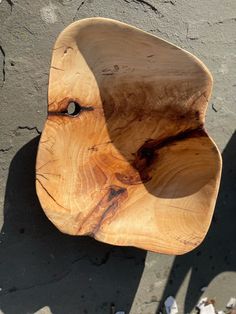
left=36, top=18, right=222, bottom=254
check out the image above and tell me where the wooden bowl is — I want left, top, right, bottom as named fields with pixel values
left=36, top=18, right=222, bottom=254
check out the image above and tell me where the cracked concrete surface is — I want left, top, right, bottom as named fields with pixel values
left=0, top=45, right=6, bottom=87
left=0, top=0, right=235, bottom=313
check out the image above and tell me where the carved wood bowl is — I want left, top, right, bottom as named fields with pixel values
left=36, top=18, right=222, bottom=254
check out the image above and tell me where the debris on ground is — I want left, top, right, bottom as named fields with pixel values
left=196, top=298, right=216, bottom=314
left=212, top=103, right=218, bottom=112
left=196, top=297, right=208, bottom=311
left=110, top=303, right=125, bottom=314
left=227, top=298, right=236, bottom=309
left=200, top=304, right=215, bottom=314
left=157, top=295, right=236, bottom=314
left=164, top=296, right=178, bottom=314
left=195, top=296, right=236, bottom=314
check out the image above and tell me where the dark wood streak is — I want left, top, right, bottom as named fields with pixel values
left=115, top=172, right=144, bottom=185
left=108, top=186, right=127, bottom=201
left=115, top=128, right=207, bottom=185
left=77, top=185, right=128, bottom=235
left=88, top=140, right=113, bottom=151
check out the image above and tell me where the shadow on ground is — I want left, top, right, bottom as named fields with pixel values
left=0, top=136, right=146, bottom=314
left=156, top=131, right=236, bottom=313
left=1, top=132, right=234, bottom=314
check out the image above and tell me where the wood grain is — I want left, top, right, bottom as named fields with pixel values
left=36, top=18, right=222, bottom=254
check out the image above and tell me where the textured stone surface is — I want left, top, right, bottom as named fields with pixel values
left=0, top=1, right=235, bottom=313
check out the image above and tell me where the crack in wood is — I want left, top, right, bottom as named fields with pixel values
left=36, top=177, right=70, bottom=211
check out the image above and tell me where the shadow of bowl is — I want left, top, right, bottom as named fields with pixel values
left=0, top=136, right=146, bottom=314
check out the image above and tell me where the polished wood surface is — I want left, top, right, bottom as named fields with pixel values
left=36, top=18, right=222, bottom=254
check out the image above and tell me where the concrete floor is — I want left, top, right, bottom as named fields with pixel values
left=0, top=0, right=235, bottom=313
